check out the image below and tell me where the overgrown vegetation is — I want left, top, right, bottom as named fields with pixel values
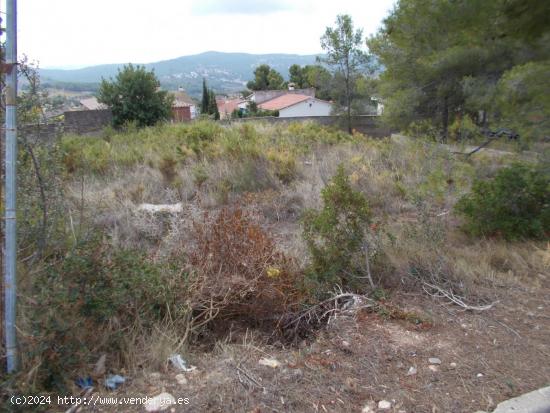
left=4, top=118, right=549, bottom=399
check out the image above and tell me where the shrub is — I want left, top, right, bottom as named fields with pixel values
left=26, top=238, right=186, bottom=389
left=455, top=162, right=550, bottom=239
left=302, top=164, right=371, bottom=286
left=189, top=207, right=302, bottom=327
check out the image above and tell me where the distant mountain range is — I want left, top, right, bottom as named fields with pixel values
left=39, top=51, right=321, bottom=98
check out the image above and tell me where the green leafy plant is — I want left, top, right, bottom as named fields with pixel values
left=455, top=162, right=550, bottom=239
left=302, top=164, right=371, bottom=286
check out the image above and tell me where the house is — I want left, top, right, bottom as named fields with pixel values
left=248, top=87, right=316, bottom=104
left=171, top=88, right=197, bottom=122
left=79, top=97, right=107, bottom=111
left=258, top=94, right=333, bottom=118
left=216, top=97, right=248, bottom=120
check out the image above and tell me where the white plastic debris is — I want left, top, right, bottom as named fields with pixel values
left=258, top=357, right=281, bottom=368
left=168, top=354, right=196, bottom=372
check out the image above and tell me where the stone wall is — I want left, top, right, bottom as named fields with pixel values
left=64, top=109, right=112, bottom=135
left=19, top=122, right=64, bottom=144
left=224, top=115, right=395, bottom=138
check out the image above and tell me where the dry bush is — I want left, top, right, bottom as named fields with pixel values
left=187, top=206, right=304, bottom=333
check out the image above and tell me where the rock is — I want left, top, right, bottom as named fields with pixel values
left=406, top=366, right=417, bottom=376
left=491, top=386, right=550, bottom=413
left=450, top=362, right=457, bottom=369
left=342, top=340, right=350, bottom=347
left=428, top=365, right=439, bottom=372
left=477, top=373, right=484, bottom=378
left=144, top=392, right=176, bottom=412
left=175, top=374, right=187, bottom=385
left=259, top=357, right=280, bottom=368
left=428, top=357, right=441, bottom=365
left=138, top=203, right=183, bottom=214
left=378, top=400, right=392, bottom=410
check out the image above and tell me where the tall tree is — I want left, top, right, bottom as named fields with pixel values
left=98, top=64, right=173, bottom=128
left=247, top=64, right=286, bottom=90
left=201, top=78, right=210, bottom=114
left=320, top=15, right=373, bottom=133
left=368, top=0, right=550, bottom=141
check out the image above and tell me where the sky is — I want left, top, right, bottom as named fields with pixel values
left=8, top=0, right=396, bottom=69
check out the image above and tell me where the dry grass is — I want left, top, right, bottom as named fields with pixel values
left=6, top=120, right=548, bottom=408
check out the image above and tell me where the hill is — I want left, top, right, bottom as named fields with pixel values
left=39, top=51, right=320, bottom=96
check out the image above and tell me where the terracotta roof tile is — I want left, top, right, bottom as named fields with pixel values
left=258, top=94, right=311, bottom=111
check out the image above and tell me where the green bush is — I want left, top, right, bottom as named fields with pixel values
left=455, top=162, right=550, bottom=239
left=28, top=238, right=187, bottom=389
left=302, top=165, right=371, bottom=285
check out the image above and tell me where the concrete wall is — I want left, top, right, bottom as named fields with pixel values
left=279, top=98, right=332, bottom=118
left=225, top=115, right=395, bottom=138
left=64, top=109, right=112, bottom=135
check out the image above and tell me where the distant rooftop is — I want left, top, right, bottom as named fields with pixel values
left=258, top=94, right=311, bottom=111
left=79, top=97, right=107, bottom=110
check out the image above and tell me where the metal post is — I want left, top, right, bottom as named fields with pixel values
left=4, top=0, right=18, bottom=373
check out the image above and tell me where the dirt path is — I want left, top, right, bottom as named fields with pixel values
left=75, top=279, right=550, bottom=413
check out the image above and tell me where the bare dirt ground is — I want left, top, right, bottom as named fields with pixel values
left=75, top=276, right=550, bottom=413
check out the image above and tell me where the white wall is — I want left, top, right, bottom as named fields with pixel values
left=279, top=98, right=332, bottom=118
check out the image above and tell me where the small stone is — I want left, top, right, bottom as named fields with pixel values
left=144, top=392, right=176, bottom=412
left=428, top=357, right=441, bottom=365
left=175, top=374, right=187, bottom=385
left=378, top=400, right=392, bottom=410
left=342, top=340, right=350, bottom=347
left=477, top=373, right=484, bottom=378
left=450, top=362, right=457, bottom=369
left=406, top=366, right=417, bottom=376
left=429, top=365, right=439, bottom=372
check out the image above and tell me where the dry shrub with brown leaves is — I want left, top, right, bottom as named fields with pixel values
left=188, top=206, right=304, bottom=332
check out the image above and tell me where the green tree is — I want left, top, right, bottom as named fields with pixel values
left=302, top=165, right=371, bottom=286
left=98, top=64, right=173, bottom=128
left=288, top=64, right=334, bottom=100
left=320, top=15, right=373, bottom=133
left=247, top=64, right=286, bottom=90
left=201, top=78, right=210, bottom=114
left=368, top=0, right=550, bottom=142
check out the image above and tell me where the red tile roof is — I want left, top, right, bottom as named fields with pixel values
left=258, top=94, right=311, bottom=111
left=217, top=98, right=245, bottom=115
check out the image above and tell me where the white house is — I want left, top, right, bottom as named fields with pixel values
left=258, top=94, right=333, bottom=118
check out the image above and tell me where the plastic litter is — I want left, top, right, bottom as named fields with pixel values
left=104, top=374, right=126, bottom=390
left=168, top=354, right=196, bottom=372
left=75, top=376, right=93, bottom=389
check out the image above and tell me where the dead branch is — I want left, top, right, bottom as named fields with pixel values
left=421, top=280, right=499, bottom=311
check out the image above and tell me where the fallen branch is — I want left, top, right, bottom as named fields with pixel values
left=421, top=280, right=499, bottom=311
